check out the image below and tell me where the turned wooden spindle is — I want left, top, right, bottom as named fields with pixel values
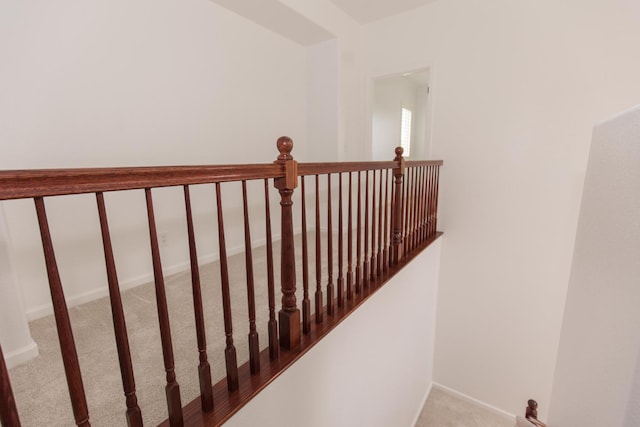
left=215, top=183, right=239, bottom=392
left=337, top=173, right=345, bottom=307
left=242, top=181, right=261, bottom=375
left=314, top=174, right=323, bottom=323
left=264, top=179, right=279, bottom=360
left=363, top=170, right=370, bottom=289
left=356, top=171, right=362, bottom=293
left=347, top=172, right=354, bottom=300
left=326, top=174, right=334, bottom=315
left=370, top=169, right=377, bottom=284
left=383, top=169, right=390, bottom=274
left=182, top=186, right=214, bottom=413
left=392, top=147, right=405, bottom=265
left=96, top=192, right=144, bottom=424
left=145, top=189, right=183, bottom=426
left=273, top=137, right=301, bottom=350
left=34, top=197, right=90, bottom=427
left=301, top=176, right=311, bottom=334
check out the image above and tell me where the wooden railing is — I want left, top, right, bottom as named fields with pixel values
left=0, top=138, right=442, bottom=427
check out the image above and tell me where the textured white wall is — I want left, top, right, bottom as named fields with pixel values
left=548, top=105, right=640, bottom=427
left=0, top=0, right=308, bottom=319
left=226, top=238, right=441, bottom=427
left=364, top=0, right=640, bottom=418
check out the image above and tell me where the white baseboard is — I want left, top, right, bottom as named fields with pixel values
left=5, top=340, right=39, bottom=369
left=411, top=381, right=433, bottom=427
left=432, top=382, right=515, bottom=422
left=24, top=231, right=285, bottom=321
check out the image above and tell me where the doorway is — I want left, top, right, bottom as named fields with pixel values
left=371, top=69, right=431, bottom=160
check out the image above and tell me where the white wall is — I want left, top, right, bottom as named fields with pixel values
left=226, top=238, right=441, bottom=427
left=364, top=0, right=640, bottom=418
left=306, top=39, right=340, bottom=162
left=0, top=0, right=308, bottom=319
left=548, top=105, right=640, bottom=427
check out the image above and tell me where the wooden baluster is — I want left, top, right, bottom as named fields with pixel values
left=214, top=183, right=239, bottom=391
left=427, top=165, right=434, bottom=237
left=0, top=343, right=21, bottom=427
left=182, top=186, right=214, bottom=412
left=392, top=147, right=405, bottom=265
left=337, top=173, right=345, bottom=307
left=314, top=174, right=323, bottom=323
left=300, top=177, right=311, bottom=334
left=433, top=165, right=441, bottom=235
left=263, top=179, right=279, bottom=359
left=356, top=171, right=362, bottom=293
left=422, top=166, right=429, bottom=242
left=144, top=189, right=183, bottom=426
left=96, top=192, right=144, bottom=424
left=377, top=169, right=384, bottom=278
left=34, top=197, right=90, bottom=427
left=417, top=167, right=425, bottom=244
left=412, top=167, right=418, bottom=251
left=347, top=172, right=354, bottom=300
left=388, top=172, right=394, bottom=269
left=370, top=169, right=376, bottom=284
left=326, top=174, right=334, bottom=315
left=273, top=137, right=300, bottom=350
left=363, top=170, right=370, bottom=289
left=383, top=169, right=390, bottom=274
left=403, top=167, right=411, bottom=254
left=242, top=181, right=261, bottom=375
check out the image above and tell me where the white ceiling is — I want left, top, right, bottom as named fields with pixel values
left=329, top=0, right=438, bottom=24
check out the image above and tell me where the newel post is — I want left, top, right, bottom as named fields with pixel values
left=392, top=147, right=405, bottom=265
left=274, top=137, right=301, bottom=350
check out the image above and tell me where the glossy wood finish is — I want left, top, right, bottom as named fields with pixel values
left=356, top=171, right=362, bottom=293
left=0, top=165, right=283, bottom=200
left=392, top=147, right=405, bottom=265
left=337, top=173, right=345, bottom=308
left=34, top=197, right=90, bottom=427
left=0, top=141, right=443, bottom=427
left=165, top=231, right=444, bottom=427
left=145, top=189, right=183, bottom=426
left=326, top=174, right=334, bottom=316
left=363, top=170, right=370, bottom=289
left=0, top=343, right=21, bottom=427
left=214, top=183, right=239, bottom=392
left=314, top=175, right=323, bottom=324
left=273, top=137, right=300, bottom=350
left=263, top=179, right=279, bottom=360
left=96, top=192, right=144, bottom=425
left=300, top=177, right=311, bottom=334
left=183, top=186, right=214, bottom=413
left=242, top=181, right=261, bottom=375
left=347, top=172, right=354, bottom=300
left=370, top=170, right=377, bottom=284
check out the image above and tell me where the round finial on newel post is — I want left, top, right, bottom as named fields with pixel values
left=394, top=146, right=404, bottom=161
left=277, top=136, right=294, bottom=161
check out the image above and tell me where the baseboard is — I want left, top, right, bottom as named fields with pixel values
left=5, top=340, right=39, bottom=369
left=25, top=232, right=285, bottom=321
left=432, top=382, right=515, bottom=422
left=411, top=381, right=433, bottom=427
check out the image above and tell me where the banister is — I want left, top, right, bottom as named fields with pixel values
left=0, top=137, right=443, bottom=427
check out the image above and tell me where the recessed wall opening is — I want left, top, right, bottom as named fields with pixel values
left=371, top=69, right=431, bottom=160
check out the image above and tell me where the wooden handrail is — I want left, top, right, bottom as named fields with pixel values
left=0, top=137, right=442, bottom=427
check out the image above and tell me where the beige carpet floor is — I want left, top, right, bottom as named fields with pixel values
left=8, top=232, right=515, bottom=427
left=416, top=387, right=515, bottom=427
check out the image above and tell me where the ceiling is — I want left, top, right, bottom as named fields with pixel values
left=329, top=0, right=438, bottom=24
